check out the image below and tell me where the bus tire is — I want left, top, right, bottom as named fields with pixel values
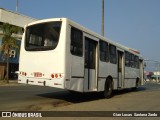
left=104, top=79, right=113, bottom=98
left=132, top=79, right=139, bottom=91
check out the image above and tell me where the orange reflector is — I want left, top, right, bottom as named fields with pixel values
left=55, top=74, right=58, bottom=78
left=21, top=72, right=27, bottom=76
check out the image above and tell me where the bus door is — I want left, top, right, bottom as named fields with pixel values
left=117, top=50, right=124, bottom=88
left=84, top=37, right=98, bottom=91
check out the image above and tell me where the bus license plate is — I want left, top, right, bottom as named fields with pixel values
left=34, top=72, right=42, bottom=77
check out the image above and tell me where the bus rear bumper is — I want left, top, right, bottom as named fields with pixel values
left=18, top=77, right=64, bottom=89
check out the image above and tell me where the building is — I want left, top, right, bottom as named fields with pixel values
left=0, top=8, right=37, bottom=79
left=151, top=72, right=160, bottom=81
left=145, top=71, right=153, bottom=80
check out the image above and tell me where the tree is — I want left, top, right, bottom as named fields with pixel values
left=0, top=23, right=22, bottom=83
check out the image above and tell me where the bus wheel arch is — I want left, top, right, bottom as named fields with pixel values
left=136, top=77, right=140, bottom=87
left=132, top=77, right=140, bottom=91
left=103, top=76, right=113, bottom=98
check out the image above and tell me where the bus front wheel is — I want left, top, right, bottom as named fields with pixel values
left=104, top=79, right=113, bottom=98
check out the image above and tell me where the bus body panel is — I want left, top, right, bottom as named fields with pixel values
left=124, top=67, right=140, bottom=88
left=109, top=64, right=118, bottom=89
left=64, top=23, right=85, bottom=92
left=69, top=55, right=84, bottom=92
left=19, top=18, right=68, bottom=89
left=98, top=61, right=109, bottom=91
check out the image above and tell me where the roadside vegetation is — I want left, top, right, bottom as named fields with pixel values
left=0, top=23, right=22, bottom=83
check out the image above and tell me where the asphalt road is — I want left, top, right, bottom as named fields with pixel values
left=0, top=85, right=67, bottom=111
left=0, top=84, right=107, bottom=111
left=0, top=82, right=160, bottom=112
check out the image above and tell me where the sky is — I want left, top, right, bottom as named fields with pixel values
left=0, top=0, right=160, bottom=64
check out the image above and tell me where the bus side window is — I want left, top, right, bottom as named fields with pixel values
left=99, top=40, right=109, bottom=62
left=125, top=51, right=130, bottom=67
left=109, top=44, right=117, bottom=64
left=135, top=56, right=140, bottom=69
left=130, top=54, right=135, bottom=68
left=70, top=27, right=83, bottom=57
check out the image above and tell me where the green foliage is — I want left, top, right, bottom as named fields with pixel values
left=0, top=23, right=22, bottom=82
left=0, top=23, right=22, bottom=60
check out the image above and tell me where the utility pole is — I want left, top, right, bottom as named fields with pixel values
left=155, top=63, right=159, bottom=83
left=102, top=0, right=104, bottom=36
left=16, top=0, right=18, bottom=12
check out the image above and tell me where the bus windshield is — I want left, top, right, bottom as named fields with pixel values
left=25, top=21, right=62, bottom=51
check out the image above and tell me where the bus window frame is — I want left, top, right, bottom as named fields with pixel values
left=70, top=27, right=83, bottom=57
left=99, top=40, right=109, bottom=62
left=109, top=44, right=117, bottom=64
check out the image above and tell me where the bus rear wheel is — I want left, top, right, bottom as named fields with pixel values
left=132, top=79, right=139, bottom=91
left=104, top=79, right=113, bottom=98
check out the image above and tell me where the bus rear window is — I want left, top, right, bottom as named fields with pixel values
left=25, top=21, right=62, bottom=51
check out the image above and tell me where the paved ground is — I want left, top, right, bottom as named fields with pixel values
left=0, top=81, right=67, bottom=111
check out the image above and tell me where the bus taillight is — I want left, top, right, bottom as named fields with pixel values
left=51, top=74, right=54, bottom=78
left=20, top=72, right=27, bottom=76
left=51, top=73, right=63, bottom=79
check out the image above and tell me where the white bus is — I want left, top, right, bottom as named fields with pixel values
left=18, top=18, right=144, bottom=98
